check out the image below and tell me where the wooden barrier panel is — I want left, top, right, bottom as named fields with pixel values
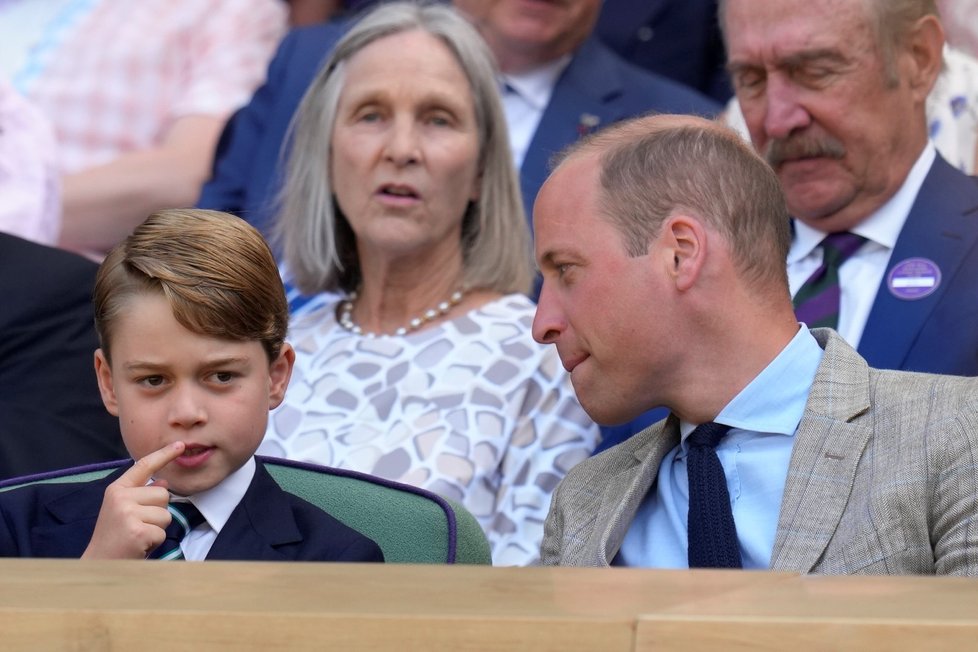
left=1, top=560, right=977, bottom=651
left=0, top=560, right=787, bottom=651
left=637, top=573, right=978, bottom=652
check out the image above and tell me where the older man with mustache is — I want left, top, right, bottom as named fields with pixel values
left=718, top=0, right=978, bottom=379
left=594, top=0, right=978, bottom=455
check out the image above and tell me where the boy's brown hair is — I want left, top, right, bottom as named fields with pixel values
left=94, top=209, right=288, bottom=362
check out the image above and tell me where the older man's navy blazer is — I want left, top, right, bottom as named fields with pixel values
left=198, top=23, right=718, bottom=239
left=0, top=459, right=384, bottom=561
left=856, top=154, right=978, bottom=375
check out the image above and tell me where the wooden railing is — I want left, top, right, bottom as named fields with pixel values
left=1, top=560, right=976, bottom=650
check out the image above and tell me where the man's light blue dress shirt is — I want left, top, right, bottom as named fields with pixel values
left=616, top=326, right=824, bottom=569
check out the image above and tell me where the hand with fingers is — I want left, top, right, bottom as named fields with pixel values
left=82, top=442, right=186, bottom=559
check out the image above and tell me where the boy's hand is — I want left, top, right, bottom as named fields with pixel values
left=82, top=442, right=186, bottom=560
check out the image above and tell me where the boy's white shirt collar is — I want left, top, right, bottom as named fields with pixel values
left=168, top=455, right=256, bottom=534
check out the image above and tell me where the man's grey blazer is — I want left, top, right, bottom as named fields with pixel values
left=541, top=329, right=978, bottom=575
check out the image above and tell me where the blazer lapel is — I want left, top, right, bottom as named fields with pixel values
left=592, top=417, right=680, bottom=565
left=31, top=468, right=127, bottom=557
left=770, top=330, right=873, bottom=572
left=858, top=154, right=978, bottom=370
left=206, top=462, right=303, bottom=561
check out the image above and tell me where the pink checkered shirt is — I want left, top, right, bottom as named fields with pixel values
left=7, top=0, right=287, bottom=173
left=0, top=80, right=61, bottom=244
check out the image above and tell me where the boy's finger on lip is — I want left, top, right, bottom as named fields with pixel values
left=122, top=442, right=186, bottom=486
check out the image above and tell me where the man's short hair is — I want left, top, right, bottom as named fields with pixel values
left=556, top=114, right=792, bottom=290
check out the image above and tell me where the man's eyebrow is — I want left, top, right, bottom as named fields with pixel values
left=780, top=48, right=849, bottom=68
left=726, top=60, right=761, bottom=76
left=728, top=48, right=847, bottom=74
left=538, top=250, right=560, bottom=268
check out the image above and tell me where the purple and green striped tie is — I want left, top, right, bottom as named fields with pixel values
left=793, top=232, right=868, bottom=330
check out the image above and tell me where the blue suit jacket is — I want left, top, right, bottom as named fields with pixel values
left=594, top=0, right=731, bottom=102
left=0, top=459, right=384, bottom=561
left=198, top=24, right=719, bottom=240
left=596, top=154, right=978, bottom=453
left=856, top=154, right=978, bottom=375
left=518, top=36, right=719, bottom=227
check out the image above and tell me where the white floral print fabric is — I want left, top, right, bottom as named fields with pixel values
left=261, top=293, right=600, bottom=566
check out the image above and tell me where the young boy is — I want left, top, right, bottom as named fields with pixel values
left=0, top=209, right=384, bottom=562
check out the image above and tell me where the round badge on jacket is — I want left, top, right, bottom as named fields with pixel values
left=886, top=257, right=942, bottom=300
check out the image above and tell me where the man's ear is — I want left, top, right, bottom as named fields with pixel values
left=661, top=214, right=707, bottom=292
left=93, top=349, right=120, bottom=417
left=268, top=343, right=296, bottom=409
left=905, top=14, right=944, bottom=102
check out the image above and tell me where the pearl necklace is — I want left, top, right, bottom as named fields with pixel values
left=337, top=288, right=466, bottom=337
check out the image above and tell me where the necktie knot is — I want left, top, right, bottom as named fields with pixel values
left=149, top=502, right=206, bottom=560
left=793, top=231, right=868, bottom=330
left=820, top=232, right=868, bottom=264
left=687, top=421, right=731, bottom=449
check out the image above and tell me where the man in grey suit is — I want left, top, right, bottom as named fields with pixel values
left=531, top=112, right=978, bottom=574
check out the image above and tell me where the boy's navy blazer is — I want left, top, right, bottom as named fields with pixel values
left=0, top=459, right=384, bottom=561
left=197, top=22, right=719, bottom=239
left=856, top=154, right=978, bottom=376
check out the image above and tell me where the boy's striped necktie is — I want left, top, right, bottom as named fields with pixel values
left=149, top=502, right=206, bottom=561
